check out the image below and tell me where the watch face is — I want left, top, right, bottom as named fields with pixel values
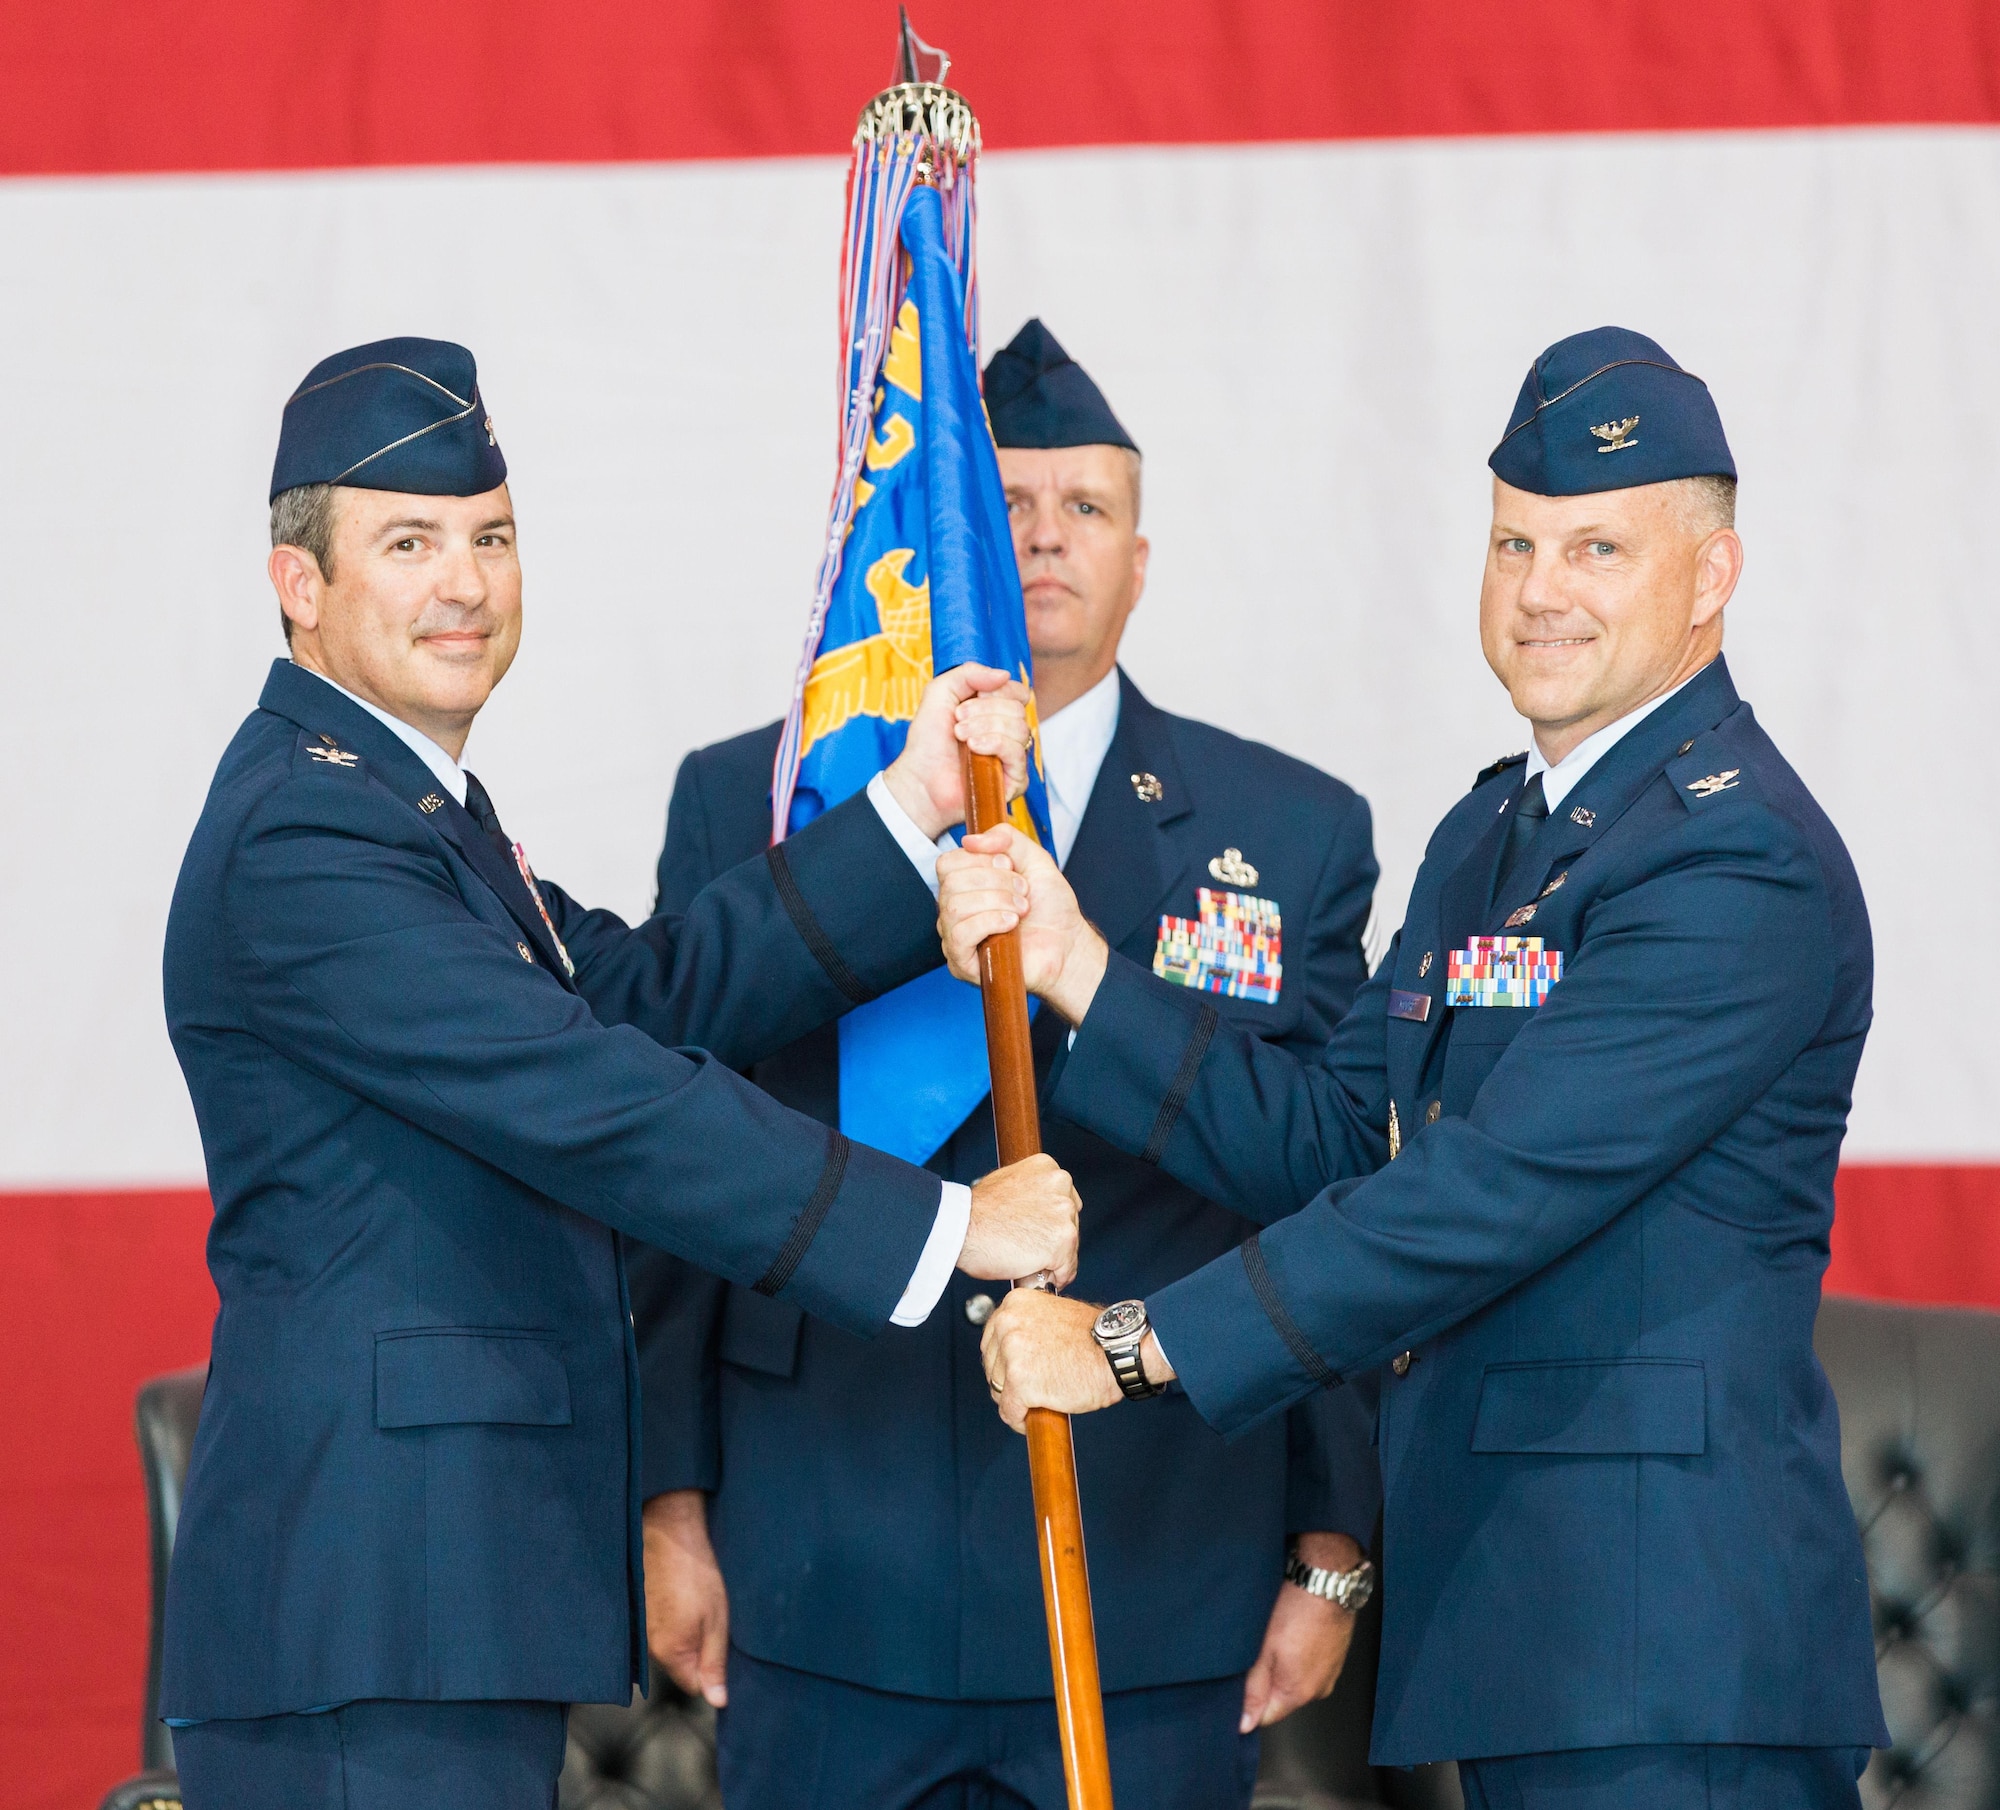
left=1095, top=1300, right=1147, bottom=1343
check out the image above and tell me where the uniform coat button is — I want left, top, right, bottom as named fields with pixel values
left=965, top=1293, right=996, bottom=1325
left=1391, top=1350, right=1413, bottom=1377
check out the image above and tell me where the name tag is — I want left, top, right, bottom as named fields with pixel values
left=1387, top=989, right=1431, bottom=1023
left=1446, top=937, right=1563, bottom=1008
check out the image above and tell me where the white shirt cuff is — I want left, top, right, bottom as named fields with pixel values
left=866, top=770, right=953, bottom=899
left=890, top=1180, right=972, bottom=1326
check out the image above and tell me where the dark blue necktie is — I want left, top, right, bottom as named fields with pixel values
left=1493, top=771, right=1549, bottom=908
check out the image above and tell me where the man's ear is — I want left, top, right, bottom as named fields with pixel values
left=1691, top=527, right=1743, bottom=628
left=1129, top=535, right=1150, bottom=610
left=269, top=544, right=326, bottom=638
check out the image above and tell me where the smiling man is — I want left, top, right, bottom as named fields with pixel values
left=942, top=327, right=1888, bottom=1808
left=158, top=337, right=1079, bottom=1810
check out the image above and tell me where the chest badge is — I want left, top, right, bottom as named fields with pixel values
left=1540, top=870, right=1568, bottom=898
left=1687, top=769, right=1740, bottom=798
left=1154, top=887, right=1281, bottom=1003
left=1131, top=771, right=1164, bottom=804
left=1388, top=1100, right=1402, bottom=1161
left=1447, top=936, right=1563, bottom=1008
left=1207, top=847, right=1259, bottom=886
left=1504, top=903, right=1537, bottom=927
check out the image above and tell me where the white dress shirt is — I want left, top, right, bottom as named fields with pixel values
left=299, top=662, right=966, bottom=1328
left=1523, top=667, right=1703, bottom=812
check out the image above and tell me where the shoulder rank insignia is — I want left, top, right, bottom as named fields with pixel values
left=308, top=743, right=359, bottom=767
left=1474, top=750, right=1528, bottom=788
left=1591, top=416, right=1640, bottom=453
left=1686, top=769, right=1740, bottom=798
left=1208, top=847, right=1259, bottom=886
left=1131, top=771, right=1164, bottom=804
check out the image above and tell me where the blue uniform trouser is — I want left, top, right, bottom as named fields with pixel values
left=172, top=1699, right=569, bottom=1810
left=1458, top=1743, right=1870, bottom=1810
left=718, top=1646, right=1259, bottom=1810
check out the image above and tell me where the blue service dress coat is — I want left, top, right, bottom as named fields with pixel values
left=1047, top=657, right=1888, bottom=1763
left=159, top=661, right=954, bottom=1720
left=630, top=671, right=1385, bottom=1700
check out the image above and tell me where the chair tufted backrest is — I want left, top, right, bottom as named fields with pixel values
left=1817, top=1296, right=2000, bottom=1809
left=559, top=1686, right=720, bottom=1809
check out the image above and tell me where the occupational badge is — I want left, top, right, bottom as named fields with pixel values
left=1504, top=904, right=1537, bottom=927
left=1208, top=847, right=1258, bottom=886
left=1446, top=936, right=1563, bottom=1008
left=1154, top=888, right=1281, bottom=1003
left=512, top=842, right=577, bottom=979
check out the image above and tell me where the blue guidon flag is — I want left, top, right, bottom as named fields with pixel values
left=772, top=125, right=1052, bottom=1167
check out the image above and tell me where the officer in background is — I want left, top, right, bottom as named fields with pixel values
left=952, top=327, right=1887, bottom=1808
left=633, top=320, right=1383, bottom=1809
left=160, top=338, right=1077, bottom=1810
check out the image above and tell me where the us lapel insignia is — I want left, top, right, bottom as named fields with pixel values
left=1131, top=771, right=1164, bottom=804
left=1569, top=805, right=1595, bottom=828
left=1591, top=415, right=1640, bottom=453
left=1208, top=847, right=1259, bottom=886
left=1539, top=870, right=1568, bottom=897
left=511, top=842, right=577, bottom=979
left=1154, top=888, right=1281, bottom=1003
left=417, top=793, right=446, bottom=814
left=1687, top=769, right=1741, bottom=798
left=1387, top=1100, right=1401, bottom=1161
left=1418, top=950, right=1434, bottom=978
left=1504, top=903, right=1537, bottom=927
left=1447, top=936, right=1563, bottom=1007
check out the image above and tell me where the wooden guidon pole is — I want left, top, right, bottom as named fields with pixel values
left=960, top=746, right=1115, bottom=1810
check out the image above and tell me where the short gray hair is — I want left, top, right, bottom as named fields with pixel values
left=270, top=483, right=339, bottom=644
left=1676, top=473, right=1737, bottom=537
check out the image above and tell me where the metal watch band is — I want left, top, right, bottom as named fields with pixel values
left=1094, top=1300, right=1167, bottom=1401
left=1283, top=1548, right=1376, bottom=1612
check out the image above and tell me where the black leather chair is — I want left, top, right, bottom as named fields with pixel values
left=102, top=1298, right=2000, bottom=1810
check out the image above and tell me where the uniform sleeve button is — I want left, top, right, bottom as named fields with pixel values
left=1391, top=1350, right=1414, bottom=1377
left=1425, top=1100, right=1442, bottom=1125
left=965, top=1294, right=996, bottom=1326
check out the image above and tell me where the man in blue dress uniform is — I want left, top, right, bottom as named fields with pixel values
left=160, top=338, right=1082, bottom=1810
left=947, top=328, right=1887, bottom=1808
left=631, top=321, right=1384, bottom=1808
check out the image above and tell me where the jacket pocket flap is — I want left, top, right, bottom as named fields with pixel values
left=1471, top=1358, right=1705, bottom=1455
left=720, top=1287, right=804, bottom=1378
left=375, top=1328, right=572, bottom=1428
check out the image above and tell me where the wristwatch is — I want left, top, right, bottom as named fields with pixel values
left=1092, top=1300, right=1166, bottom=1401
left=1284, top=1545, right=1376, bottom=1612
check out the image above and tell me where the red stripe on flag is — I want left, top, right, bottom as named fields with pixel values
left=0, top=1190, right=214, bottom=1810
left=1827, top=1164, right=2000, bottom=1309
left=1, top=0, right=1995, bottom=179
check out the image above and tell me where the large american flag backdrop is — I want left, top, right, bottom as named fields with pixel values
left=2, top=4, right=1996, bottom=1800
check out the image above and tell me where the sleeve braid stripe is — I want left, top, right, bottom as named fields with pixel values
left=766, top=842, right=872, bottom=1005
left=754, top=1130, right=852, bottom=1298
left=1140, top=1001, right=1219, bottom=1165
left=1239, top=1235, right=1339, bottom=1388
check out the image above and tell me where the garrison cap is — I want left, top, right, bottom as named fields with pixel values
left=1489, top=326, right=1734, bottom=497
left=984, top=319, right=1138, bottom=454
left=270, top=337, right=507, bottom=502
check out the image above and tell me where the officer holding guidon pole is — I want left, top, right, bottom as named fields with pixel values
left=942, top=327, right=1888, bottom=1807
left=157, top=335, right=1076, bottom=1809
